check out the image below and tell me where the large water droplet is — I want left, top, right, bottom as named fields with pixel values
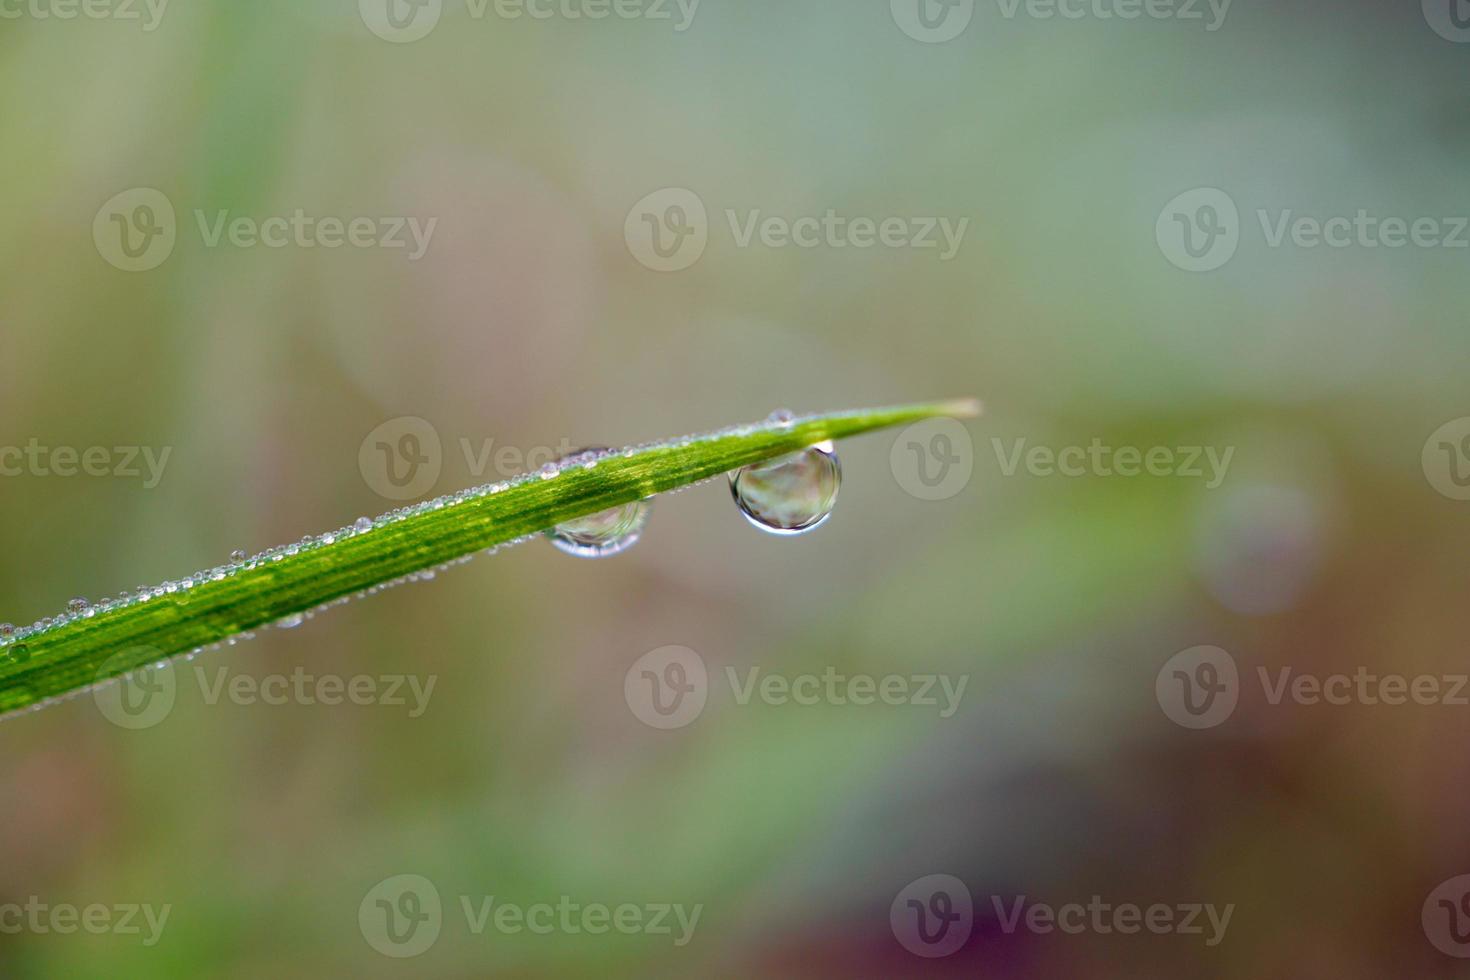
left=544, top=448, right=651, bottom=559
left=730, top=442, right=841, bottom=535
left=67, top=598, right=90, bottom=613
left=548, top=501, right=649, bottom=559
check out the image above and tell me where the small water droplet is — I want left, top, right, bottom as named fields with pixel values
left=767, top=408, right=796, bottom=427
left=67, top=598, right=89, bottom=613
left=730, top=442, right=841, bottom=536
left=0, top=623, right=13, bottom=639
left=354, top=517, right=373, bottom=533
left=275, top=613, right=304, bottom=629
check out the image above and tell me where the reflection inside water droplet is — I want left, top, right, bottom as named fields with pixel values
left=730, top=442, right=841, bottom=535
left=548, top=501, right=649, bottom=559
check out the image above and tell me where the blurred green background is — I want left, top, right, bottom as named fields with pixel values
left=3, top=0, right=1470, bottom=976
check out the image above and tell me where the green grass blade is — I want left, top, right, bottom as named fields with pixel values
left=0, top=399, right=979, bottom=717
